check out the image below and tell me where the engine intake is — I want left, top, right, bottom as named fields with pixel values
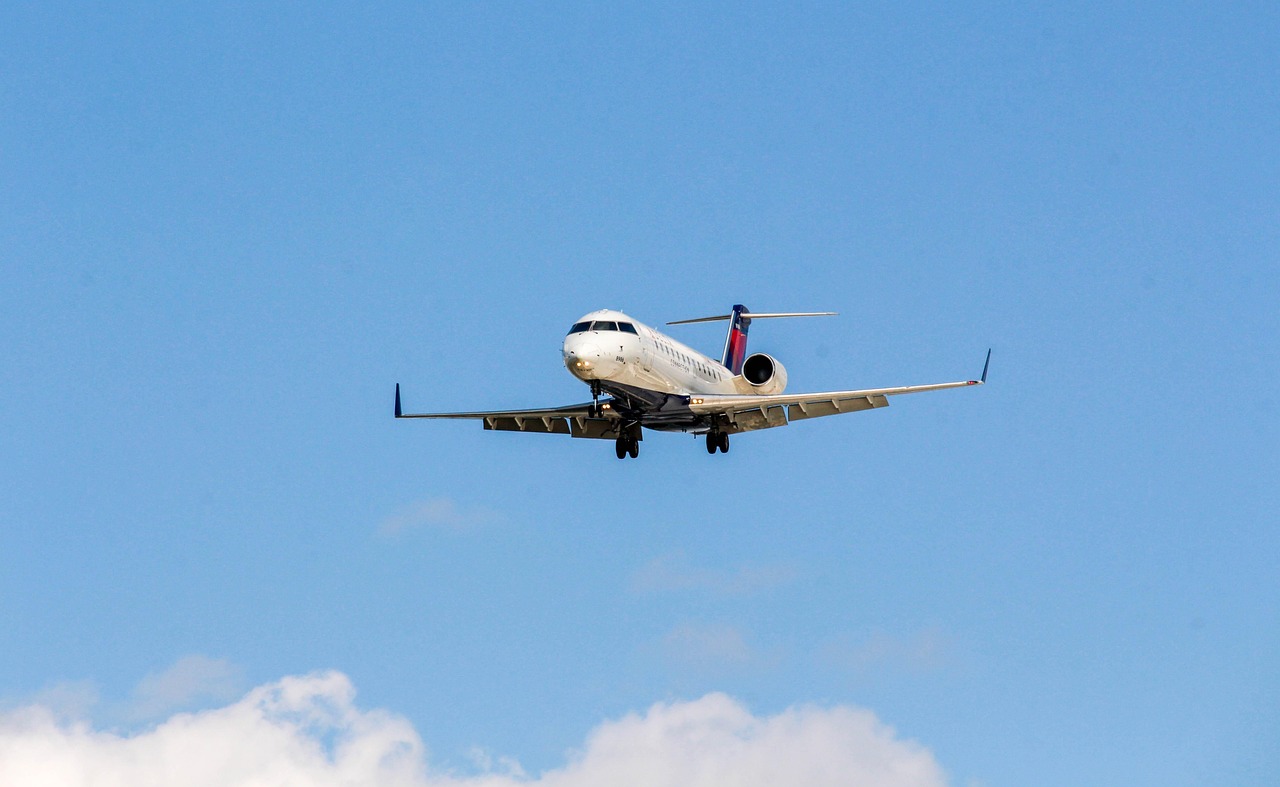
left=741, top=353, right=788, bottom=395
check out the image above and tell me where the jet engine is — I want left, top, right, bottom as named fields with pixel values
left=741, top=353, right=788, bottom=395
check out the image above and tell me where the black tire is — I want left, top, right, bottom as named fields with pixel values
left=615, top=438, right=628, bottom=459
left=719, top=432, right=730, bottom=453
left=706, top=433, right=718, bottom=454
left=628, top=439, right=639, bottom=459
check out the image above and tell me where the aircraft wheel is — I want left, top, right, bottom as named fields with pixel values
left=719, top=432, right=730, bottom=453
left=628, top=439, right=639, bottom=459
left=615, top=438, right=628, bottom=459
left=706, top=433, right=718, bottom=454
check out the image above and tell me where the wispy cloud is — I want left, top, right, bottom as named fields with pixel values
left=378, top=498, right=502, bottom=537
left=819, top=628, right=951, bottom=675
left=6, top=655, right=248, bottom=727
left=464, top=745, right=527, bottom=780
left=125, top=654, right=245, bottom=722
left=14, top=680, right=99, bottom=722
left=0, top=671, right=948, bottom=787
left=631, top=551, right=798, bottom=597
left=661, top=622, right=757, bottom=665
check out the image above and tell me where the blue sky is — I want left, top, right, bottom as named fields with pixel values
left=2, top=3, right=1277, bottom=785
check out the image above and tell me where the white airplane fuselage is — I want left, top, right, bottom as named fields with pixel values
left=561, top=308, right=748, bottom=400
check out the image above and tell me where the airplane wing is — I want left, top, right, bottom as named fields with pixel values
left=393, top=384, right=621, bottom=439
left=689, top=350, right=990, bottom=433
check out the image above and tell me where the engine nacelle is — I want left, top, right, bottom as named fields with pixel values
left=740, top=353, right=788, bottom=395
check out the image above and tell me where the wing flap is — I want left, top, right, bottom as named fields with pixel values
left=788, top=394, right=889, bottom=422
left=484, top=416, right=572, bottom=435
left=478, top=415, right=620, bottom=439
left=725, top=405, right=789, bottom=433
left=569, top=417, right=624, bottom=440
left=723, top=395, right=889, bottom=433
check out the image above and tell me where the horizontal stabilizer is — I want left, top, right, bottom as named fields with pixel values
left=667, top=311, right=836, bottom=325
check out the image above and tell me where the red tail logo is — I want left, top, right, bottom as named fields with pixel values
left=721, top=304, right=751, bottom=374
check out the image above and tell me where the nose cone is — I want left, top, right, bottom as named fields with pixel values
left=563, top=338, right=619, bottom=380
left=564, top=341, right=600, bottom=378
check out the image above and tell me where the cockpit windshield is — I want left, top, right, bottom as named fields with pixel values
left=568, top=320, right=639, bottom=334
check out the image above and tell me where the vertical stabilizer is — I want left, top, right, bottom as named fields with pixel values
left=721, top=304, right=751, bottom=374
left=667, top=306, right=835, bottom=374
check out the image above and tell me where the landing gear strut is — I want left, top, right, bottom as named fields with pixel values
left=589, top=380, right=602, bottom=418
left=705, top=431, right=730, bottom=454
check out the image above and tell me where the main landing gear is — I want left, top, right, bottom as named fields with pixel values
left=705, top=431, right=729, bottom=454
left=615, top=424, right=640, bottom=460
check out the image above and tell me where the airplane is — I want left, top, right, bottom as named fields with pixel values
left=394, top=304, right=989, bottom=459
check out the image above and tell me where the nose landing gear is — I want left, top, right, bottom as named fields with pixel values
left=589, top=381, right=603, bottom=418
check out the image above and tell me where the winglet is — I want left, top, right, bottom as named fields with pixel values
left=965, top=349, right=992, bottom=386
left=395, top=383, right=402, bottom=418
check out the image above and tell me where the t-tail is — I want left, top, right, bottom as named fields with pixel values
left=722, top=304, right=752, bottom=374
left=667, top=305, right=838, bottom=375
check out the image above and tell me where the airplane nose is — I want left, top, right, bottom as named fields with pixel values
left=564, top=340, right=622, bottom=380
left=565, top=342, right=602, bottom=378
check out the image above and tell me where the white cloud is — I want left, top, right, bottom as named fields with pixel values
left=378, top=498, right=502, bottom=536
left=0, top=671, right=949, bottom=787
left=631, top=551, right=798, bottom=596
left=0, top=671, right=426, bottom=787
left=538, top=693, right=947, bottom=787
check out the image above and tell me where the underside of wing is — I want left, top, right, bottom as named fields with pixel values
left=688, top=377, right=985, bottom=433
left=393, top=385, right=623, bottom=439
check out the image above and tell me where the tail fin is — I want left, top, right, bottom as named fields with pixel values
left=722, top=304, right=752, bottom=374
left=666, top=306, right=838, bottom=375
